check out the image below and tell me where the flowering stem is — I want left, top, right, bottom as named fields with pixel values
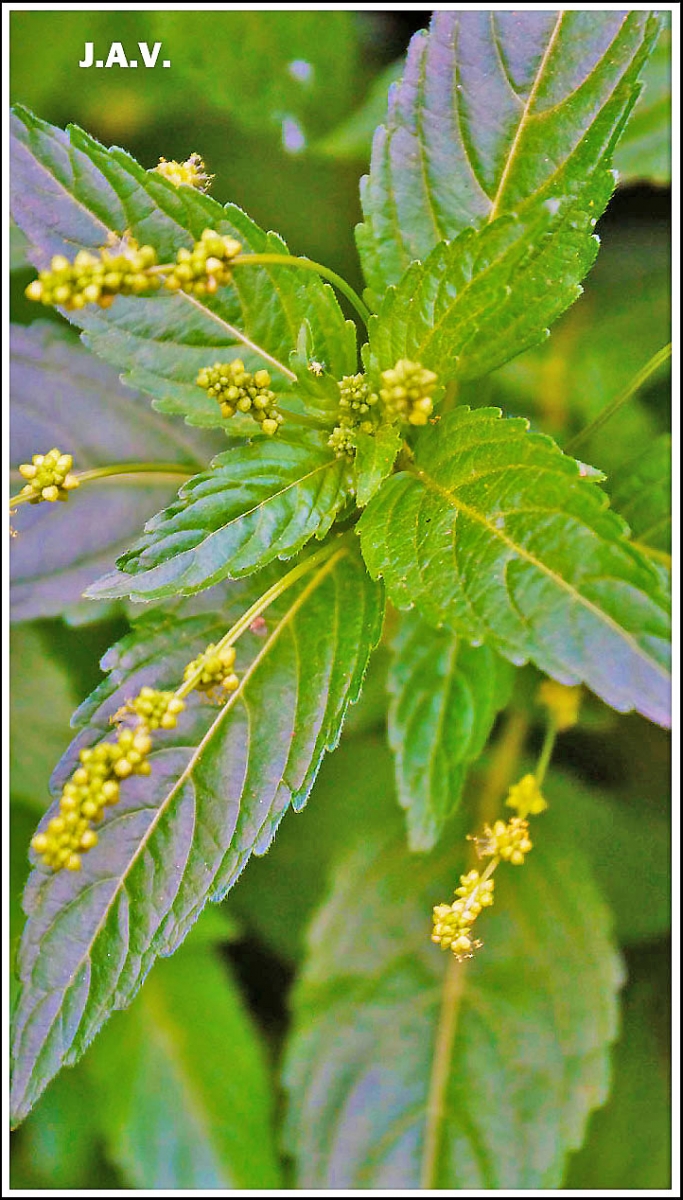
left=420, top=707, right=529, bottom=1189
left=535, top=721, right=558, bottom=787
left=174, top=536, right=348, bottom=701
left=231, top=253, right=372, bottom=328
left=9, top=461, right=195, bottom=510
left=565, top=342, right=672, bottom=453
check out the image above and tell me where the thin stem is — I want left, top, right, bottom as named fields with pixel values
left=9, top=461, right=194, bottom=510
left=231, top=253, right=372, bottom=328
left=534, top=721, right=558, bottom=787
left=174, top=537, right=347, bottom=701
left=565, top=342, right=672, bottom=454
left=420, top=708, right=528, bottom=1189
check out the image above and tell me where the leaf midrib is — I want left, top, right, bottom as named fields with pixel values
left=411, top=465, right=669, bottom=681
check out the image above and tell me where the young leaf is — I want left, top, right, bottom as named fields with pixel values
left=366, top=174, right=612, bottom=386
left=358, top=408, right=671, bottom=728
left=609, top=435, right=671, bottom=554
left=87, top=433, right=352, bottom=602
left=388, top=613, right=514, bottom=851
left=10, top=107, right=356, bottom=428
left=86, top=941, right=282, bottom=1188
left=10, top=543, right=383, bottom=1124
left=357, top=10, right=661, bottom=298
left=353, top=423, right=402, bottom=508
left=10, top=323, right=221, bottom=622
left=283, top=826, right=623, bottom=1188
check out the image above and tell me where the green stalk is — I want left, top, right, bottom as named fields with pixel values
left=9, top=462, right=194, bottom=510
left=566, top=342, right=672, bottom=453
left=231, top=253, right=372, bottom=328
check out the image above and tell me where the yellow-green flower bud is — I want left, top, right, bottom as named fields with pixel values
left=379, top=359, right=438, bottom=426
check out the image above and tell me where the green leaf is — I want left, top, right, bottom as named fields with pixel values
left=388, top=613, right=514, bottom=850
left=10, top=626, right=79, bottom=813
left=353, top=423, right=402, bottom=507
left=366, top=178, right=612, bottom=386
left=609, top=435, right=671, bottom=554
left=357, top=11, right=661, bottom=298
left=283, top=824, right=623, bottom=1188
left=87, top=433, right=352, bottom=602
left=86, top=940, right=282, bottom=1188
left=10, top=322, right=221, bottom=622
left=613, top=14, right=671, bottom=185
left=358, top=407, right=671, bottom=728
left=565, top=982, right=671, bottom=1188
left=10, top=107, right=356, bottom=429
left=10, top=542, right=384, bottom=1124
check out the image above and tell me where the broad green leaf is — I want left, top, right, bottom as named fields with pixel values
left=10, top=542, right=384, bottom=1124
left=316, top=59, right=403, bottom=160
left=546, top=768, right=670, bottom=946
left=10, top=322, right=221, bottom=622
left=87, top=433, right=352, bottom=602
left=10, top=626, right=79, bottom=813
left=366, top=177, right=611, bottom=386
left=358, top=408, right=671, bottom=728
left=353, top=423, right=402, bottom=507
left=357, top=11, right=661, bottom=298
left=388, top=613, right=514, bottom=850
left=613, top=14, right=671, bottom=185
left=10, top=107, right=357, bottom=429
left=609, top=435, right=671, bottom=554
left=283, top=823, right=623, bottom=1188
left=152, top=11, right=360, bottom=144
left=86, top=940, right=282, bottom=1188
left=490, top=225, right=671, bottom=474
left=565, top=982, right=671, bottom=1188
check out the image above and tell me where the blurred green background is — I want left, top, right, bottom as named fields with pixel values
left=10, top=8, right=671, bottom=1190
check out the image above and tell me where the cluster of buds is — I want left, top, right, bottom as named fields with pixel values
left=31, top=724, right=154, bottom=872
left=379, top=359, right=438, bottom=426
left=16, top=448, right=80, bottom=504
left=164, top=229, right=242, bottom=297
left=196, top=360, right=282, bottom=435
left=328, top=373, right=378, bottom=459
left=119, top=687, right=186, bottom=731
left=505, top=773, right=547, bottom=818
left=155, top=153, right=213, bottom=192
left=25, top=239, right=160, bottom=311
left=472, top=817, right=533, bottom=866
left=183, top=643, right=239, bottom=696
left=431, top=869, right=496, bottom=960
left=538, top=680, right=582, bottom=731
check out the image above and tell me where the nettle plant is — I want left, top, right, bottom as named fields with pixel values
left=10, top=10, right=671, bottom=1189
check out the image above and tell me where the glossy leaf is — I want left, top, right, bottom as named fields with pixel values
left=284, top=825, right=623, bottom=1188
left=357, top=10, right=660, bottom=298
left=610, top=435, right=671, bottom=554
left=613, top=14, right=671, bottom=185
left=353, top=423, right=402, bottom=508
left=87, top=941, right=282, bottom=1188
left=10, top=322, right=220, bottom=622
left=10, top=542, right=384, bottom=1124
left=358, top=407, right=671, bottom=727
left=10, top=107, right=357, bottom=428
left=388, top=612, right=514, bottom=850
left=366, top=178, right=611, bottom=386
left=88, top=433, right=352, bottom=602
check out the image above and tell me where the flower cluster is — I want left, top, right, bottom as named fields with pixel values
left=196, top=360, right=282, bottom=434
left=431, top=869, right=496, bottom=960
left=164, top=229, right=242, bottom=297
left=538, top=679, right=582, bottom=731
left=183, top=643, right=239, bottom=695
left=25, top=240, right=160, bottom=310
left=155, top=153, right=213, bottom=191
left=472, top=817, right=533, bottom=866
left=31, top=725, right=154, bottom=872
left=505, top=773, right=547, bottom=817
left=379, top=359, right=438, bottom=426
left=328, top=373, right=379, bottom=459
left=122, top=687, right=186, bottom=731
left=17, top=448, right=80, bottom=504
